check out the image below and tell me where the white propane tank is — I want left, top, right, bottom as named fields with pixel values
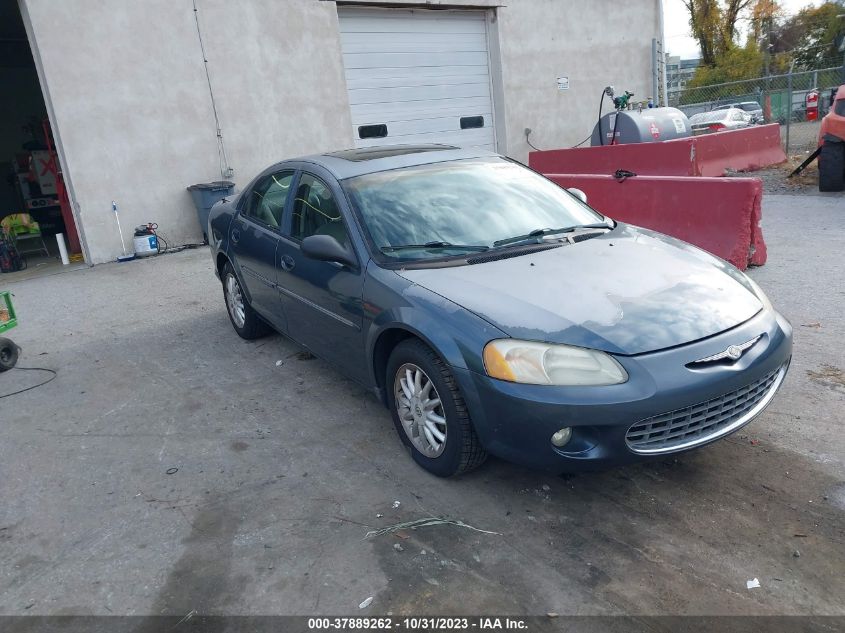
left=133, top=225, right=159, bottom=257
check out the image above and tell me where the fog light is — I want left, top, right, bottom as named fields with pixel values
left=551, top=427, right=572, bottom=447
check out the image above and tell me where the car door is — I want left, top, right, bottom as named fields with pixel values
left=228, top=169, right=294, bottom=332
left=275, top=168, right=367, bottom=381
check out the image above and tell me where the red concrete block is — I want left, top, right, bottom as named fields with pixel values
left=529, top=124, right=786, bottom=178
left=529, top=140, right=694, bottom=177
left=547, top=174, right=766, bottom=270
left=748, top=188, right=767, bottom=267
left=693, top=124, right=786, bottom=177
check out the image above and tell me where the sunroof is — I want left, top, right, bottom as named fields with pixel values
left=327, top=145, right=458, bottom=162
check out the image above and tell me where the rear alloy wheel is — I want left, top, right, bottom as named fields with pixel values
left=222, top=263, right=269, bottom=340
left=386, top=339, right=486, bottom=476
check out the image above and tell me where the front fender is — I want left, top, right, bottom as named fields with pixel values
left=363, top=264, right=507, bottom=385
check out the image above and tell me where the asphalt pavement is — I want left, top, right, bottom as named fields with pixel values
left=0, top=193, right=843, bottom=617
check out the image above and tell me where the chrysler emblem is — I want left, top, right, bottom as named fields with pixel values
left=691, top=335, right=761, bottom=365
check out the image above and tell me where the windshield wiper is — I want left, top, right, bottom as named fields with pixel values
left=492, top=222, right=613, bottom=247
left=380, top=241, right=490, bottom=253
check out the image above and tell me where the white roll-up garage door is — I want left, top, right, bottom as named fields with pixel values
left=337, top=8, right=496, bottom=150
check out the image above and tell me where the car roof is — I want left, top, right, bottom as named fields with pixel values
left=277, top=145, right=501, bottom=180
left=691, top=109, right=740, bottom=123
left=715, top=102, right=759, bottom=110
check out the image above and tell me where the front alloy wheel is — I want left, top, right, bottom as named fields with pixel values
left=386, top=339, right=486, bottom=476
left=394, top=363, right=447, bottom=458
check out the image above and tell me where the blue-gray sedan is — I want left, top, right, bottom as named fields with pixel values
left=208, top=145, right=792, bottom=477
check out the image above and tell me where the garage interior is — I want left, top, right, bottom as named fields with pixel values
left=0, top=0, right=84, bottom=281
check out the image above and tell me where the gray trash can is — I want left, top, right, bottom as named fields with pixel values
left=187, top=181, right=235, bottom=243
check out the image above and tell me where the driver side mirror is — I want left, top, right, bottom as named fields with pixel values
left=567, top=188, right=588, bottom=204
left=301, top=234, right=357, bottom=268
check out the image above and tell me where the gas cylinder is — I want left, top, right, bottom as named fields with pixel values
left=591, top=107, right=691, bottom=146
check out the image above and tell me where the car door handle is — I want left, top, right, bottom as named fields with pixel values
left=231, top=228, right=240, bottom=244
left=280, top=254, right=296, bottom=271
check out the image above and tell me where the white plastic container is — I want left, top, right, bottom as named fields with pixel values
left=55, top=233, right=70, bottom=265
left=133, top=232, right=158, bottom=257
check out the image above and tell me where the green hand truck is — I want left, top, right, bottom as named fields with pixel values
left=0, top=291, right=19, bottom=371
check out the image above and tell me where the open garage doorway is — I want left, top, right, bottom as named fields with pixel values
left=0, top=0, right=85, bottom=280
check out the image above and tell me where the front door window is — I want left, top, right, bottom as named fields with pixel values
left=291, top=174, right=349, bottom=247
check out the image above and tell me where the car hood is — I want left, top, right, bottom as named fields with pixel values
left=396, top=224, right=762, bottom=355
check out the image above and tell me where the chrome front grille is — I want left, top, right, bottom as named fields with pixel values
left=625, top=363, right=788, bottom=454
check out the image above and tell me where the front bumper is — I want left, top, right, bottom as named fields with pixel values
left=452, top=309, right=793, bottom=473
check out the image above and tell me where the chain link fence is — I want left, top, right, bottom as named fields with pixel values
left=669, top=65, right=844, bottom=155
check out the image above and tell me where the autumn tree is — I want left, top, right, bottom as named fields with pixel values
left=682, top=0, right=755, bottom=65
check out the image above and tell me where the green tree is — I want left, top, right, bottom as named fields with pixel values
left=771, top=2, right=845, bottom=69
left=681, top=43, right=765, bottom=102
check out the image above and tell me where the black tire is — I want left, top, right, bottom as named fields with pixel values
left=386, top=339, right=486, bottom=477
left=819, top=141, right=845, bottom=192
left=0, top=337, right=19, bottom=372
left=221, top=262, right=270, bottom=340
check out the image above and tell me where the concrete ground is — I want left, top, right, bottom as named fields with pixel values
left=0, top=194, right=843, bottom=616
left=0, top=239, right=87, bottom=284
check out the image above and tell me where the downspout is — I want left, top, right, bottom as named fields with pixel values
left=659, top=0, right=668, bottom=107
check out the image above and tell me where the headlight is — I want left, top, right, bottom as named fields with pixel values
left=483, top=339, right=628, bottom=386
left=744, top=274, right=773, bottom=312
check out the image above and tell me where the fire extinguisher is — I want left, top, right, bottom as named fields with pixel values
left=806, top=90, right=820, bottom=122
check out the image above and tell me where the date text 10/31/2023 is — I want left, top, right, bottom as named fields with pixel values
left=307, top=617, right=529, bottom=630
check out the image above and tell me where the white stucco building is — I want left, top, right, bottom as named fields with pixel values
left=4, top=0, right=662, bottom=264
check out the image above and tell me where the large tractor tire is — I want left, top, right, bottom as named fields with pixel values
left=818, top=139, right=845, bottom=192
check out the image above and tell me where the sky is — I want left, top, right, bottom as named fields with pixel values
left=663, top=0, right=825, bottom=59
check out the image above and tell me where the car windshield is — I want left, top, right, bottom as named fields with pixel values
left=342, top=158, right=606, bottom=262
left=739, top=103, right=760, bottom=112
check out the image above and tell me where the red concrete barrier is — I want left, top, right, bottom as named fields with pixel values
left=548, top=174, right=765, bottom=270
left=693, top=124, right=786, bottom=176
left=749, top=199, right=767, bottom=267
left=531, top=140, right=694, bottom=177
left=530, top=124, right=786, bottom=178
